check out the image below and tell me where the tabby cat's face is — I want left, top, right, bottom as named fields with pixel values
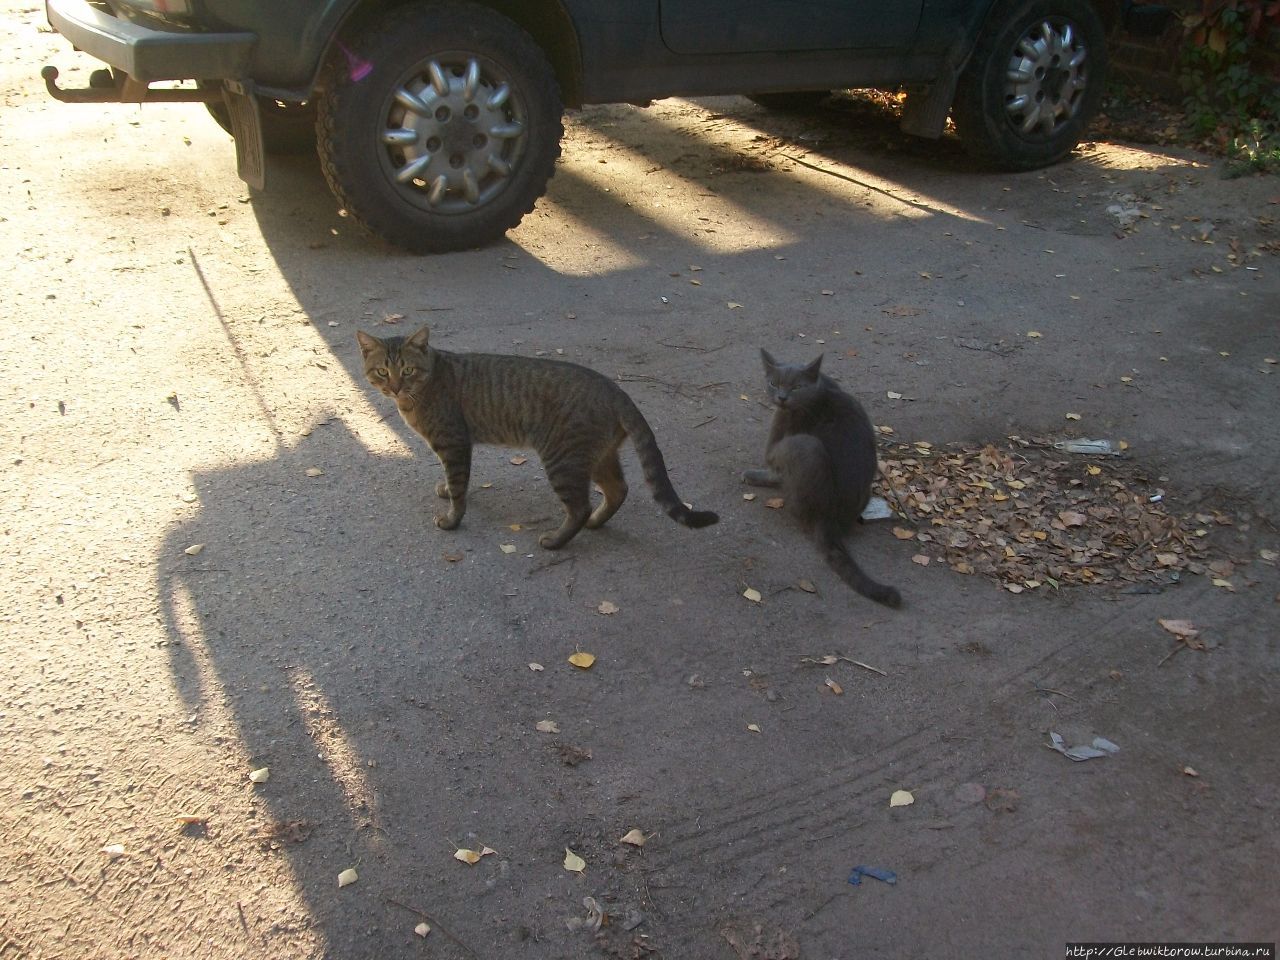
left=761, top=349, right=824, bottom=411
left=357, top=327, right=432, bottom=408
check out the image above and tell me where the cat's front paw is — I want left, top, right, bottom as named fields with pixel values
left=434, top=513, right=462, bottom=530
left=434, top=481, right=450, bottom=499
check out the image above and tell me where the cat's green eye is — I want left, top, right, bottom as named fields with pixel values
left=373, top=366, right=389, bottom=378
left=401, top=366, right=416, bottom=376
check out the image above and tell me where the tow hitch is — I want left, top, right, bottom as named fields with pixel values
left=40, top=64, right=221, bottom=103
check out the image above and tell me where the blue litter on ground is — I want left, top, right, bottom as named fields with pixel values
left=848, top=865, right=897, bottom=886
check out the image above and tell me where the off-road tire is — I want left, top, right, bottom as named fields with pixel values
left=316, top=2, right=563, bottom=254
left=952, top=0, right=1107, bottom=170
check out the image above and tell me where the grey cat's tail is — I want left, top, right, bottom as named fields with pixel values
left=821, top=530, right=902, bottom=608
left=619, top=402, right=719, bottom=529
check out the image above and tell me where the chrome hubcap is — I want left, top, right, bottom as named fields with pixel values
left=382, top=56, right=525, bottom=214
left=1003, top=20, right=1088, bottom=137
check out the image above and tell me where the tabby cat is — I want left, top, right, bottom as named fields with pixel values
left=356, top=326, right=719, bottom=549
left=744, top=349, right=901, bottom=608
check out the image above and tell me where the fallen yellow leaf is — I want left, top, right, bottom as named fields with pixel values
left=892, top=527, right=916, bottom=540
left=889, top=789, right=914, bottom=808
left=597, top=600, right=619, bottom=615
left=305, top=467, right=324, bottom=478
left=454, top=848, right=482, bottom=865
left=338, top=868, right=358, bottom=887
left=911, top=554, right=930, bottom=566
left=499, top=543, right=517, bottom=554
left=510, top=455, right=528, bottom=465
left=619, top=829, right=647, bottom=847
left=796, top=579, right=816, bottom=593
left=765, top=497, right=785, bottom=509
left=414, top=923, right=431, bottom=938
left=742, top=493, right=757, bottom=501
left=563, top=848, right=586, bottom=872
left=536, top=719, right=560, bottom=734
left=184, top=543, right=205, bottom=556
left=826, top=678, right=844, bottom=695
left=1065, top=413, right=1082, bottom=421
left=568, top=651, right=596, bottom=669
left=1027, top=331, right=1042, bottom=338
left=746, top=723, right=762, bottom=734
left=742, top=587, right=763, bottom=603
left=1087, top=465, right=1102, bottom=476
left=248, top=767, right=269, bottom=784
left=528, top=662, right=544, bottom=671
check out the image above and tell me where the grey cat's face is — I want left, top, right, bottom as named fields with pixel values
left=760, top=349, right=824, bottom=410
left=357, top=326, right=432, bottom=407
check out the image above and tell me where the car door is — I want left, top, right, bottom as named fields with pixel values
left=658, top=0, right=924, bottom=55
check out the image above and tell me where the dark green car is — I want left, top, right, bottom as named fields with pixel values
left=43, top=0, right=1117, bottom=253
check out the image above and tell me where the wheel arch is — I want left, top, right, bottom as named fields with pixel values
left=299, top=0, right=583, bottom=106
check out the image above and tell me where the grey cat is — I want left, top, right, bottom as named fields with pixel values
left=357, top=326, right=718, bottom=550
left=744, top=349, right=902, bottom=608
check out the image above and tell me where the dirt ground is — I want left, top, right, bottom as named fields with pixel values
left=2, top=4, right=1278, bottom=958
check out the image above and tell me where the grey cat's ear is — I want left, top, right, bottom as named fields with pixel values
left=355, top=330, right=379, bottom=356
left=406, top=325, right=431, bottom=350
left=804, top=354, right=824, bottom=376
left=760, top=348, right=778, bottom=372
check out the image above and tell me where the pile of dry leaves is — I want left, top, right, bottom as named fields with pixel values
left=876, top=436, right=1233, bottom=594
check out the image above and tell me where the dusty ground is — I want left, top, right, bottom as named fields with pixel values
left=2, top=4, right=1278, bottom=958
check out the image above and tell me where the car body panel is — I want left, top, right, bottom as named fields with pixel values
left=657, top=0, right=924, bottom=55
left=51, top=0, right=997, bottom=104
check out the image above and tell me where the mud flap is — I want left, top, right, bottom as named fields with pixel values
left=221, top=81, right=265, bottom=190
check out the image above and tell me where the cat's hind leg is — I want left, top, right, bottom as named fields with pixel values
left=767, top=435, right=834, bottom=523
left=586, top=447, right=628, bottom=530
left=742, top=467, right=781, bottom=487
left=540, top=454, right=593, bottom=549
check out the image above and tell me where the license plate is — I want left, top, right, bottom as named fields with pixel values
left=222, top=83, right=265, bottom=191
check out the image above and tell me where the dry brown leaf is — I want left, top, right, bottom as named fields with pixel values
left=510, top=455, right=528, bottom=465
left=825, top=678, right=844, bottom=695
left=893, top=527, right=916, bottom=540
left=911, top=554, right=931, bottom=566
left=796, top=579, right=817, bottom=593
left=443, top=551, right=464, bottom=563
left=568, top=651, right=596, bottom=669
left=536, top=719, right=560, bottom=734
left=765, top=497, right=785, bottom=509
left=597, top=600, right=619, bottom=615
left=1158, top=619, right=1199, bottom=640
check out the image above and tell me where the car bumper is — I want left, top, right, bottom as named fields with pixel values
left=45, top=0, right=255, bottom=82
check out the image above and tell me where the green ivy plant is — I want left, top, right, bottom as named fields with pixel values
left=1179, top=0, right=1280, bottom=173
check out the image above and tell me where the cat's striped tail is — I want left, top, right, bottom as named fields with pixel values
left=619, top=402, right=719, bottom=529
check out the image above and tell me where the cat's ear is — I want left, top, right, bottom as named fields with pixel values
left=804, top=354, right=824, bottom=378
left=760, top=348, right=778, bottom=373
left=355, top=330, right=380, bottom=356
left=406, top=325, right=431, bottom=351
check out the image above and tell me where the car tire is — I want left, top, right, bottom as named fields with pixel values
left=747, top=91, right=831, bottom=112
left=203, top=88, right=318, bottom=156
left=316, top=1, right=563, bottom=254
left=951, top=0, right=1107, bottom=170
